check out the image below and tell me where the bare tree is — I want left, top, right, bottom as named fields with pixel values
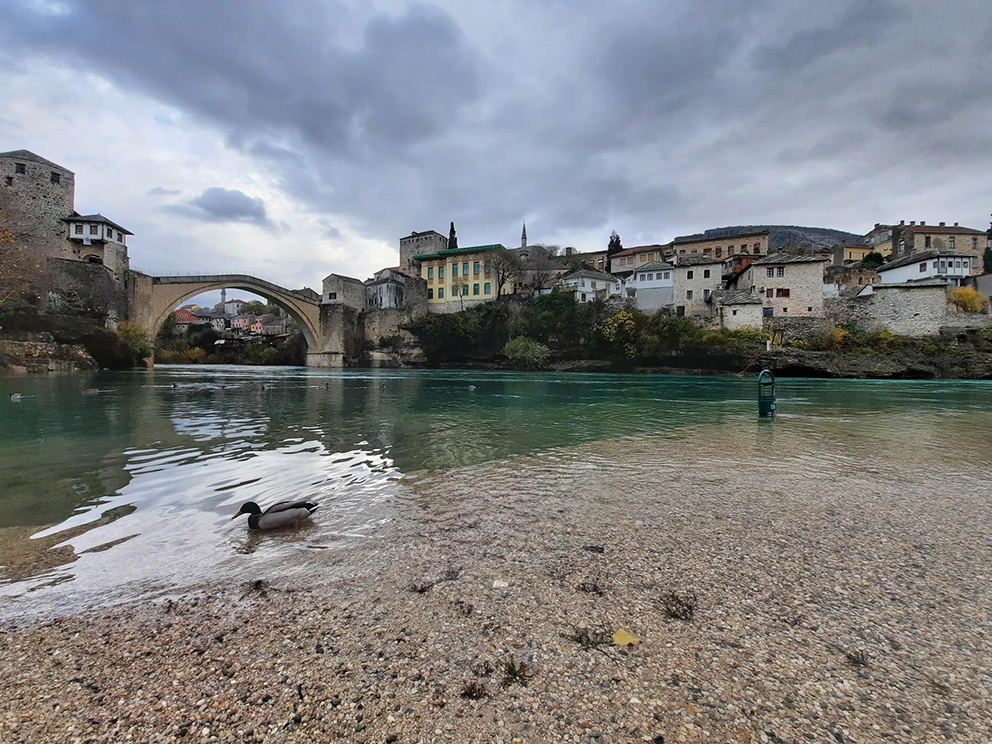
left=526, top=244, right=566, bottom=295
left=485, top=248, right=522, bottom=300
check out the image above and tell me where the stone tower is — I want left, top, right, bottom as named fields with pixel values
left=0, top=149, right=76, bottom=264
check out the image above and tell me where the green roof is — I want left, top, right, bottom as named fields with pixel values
left=412, top=244, right=506, bottom=260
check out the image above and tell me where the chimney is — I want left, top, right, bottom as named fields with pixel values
left=900, top=220, right=905, bottom=225
left=920, top=221, right=925, bottom=226
left=954, top=222, right=959, bottom=227
left=939, top=221, right=945, bottom=227
left=910, top=221, right=916, bottom=226
left=874, top=223, right=880, bottom=229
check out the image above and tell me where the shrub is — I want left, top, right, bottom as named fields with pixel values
left=594, top=310, right=638, bottom=359
left=948, top=287, right=987, bottom=314
left=502, top=336, right=550, bottom=369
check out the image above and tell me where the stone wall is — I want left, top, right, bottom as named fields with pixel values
left=363, top=307, right=418, bottom=346
left=763, top=316, right=834, bottom=341
left=322, top=274, right=366, bottom=309
left=45, top=257, right=129, bottom=323
left=0, top=338, right=98, bottom=373
left=826, top=285, right=947, bottom=336
left=313, top=303, right=364, bottom=366
left=0, top=153, right=75, bottom=268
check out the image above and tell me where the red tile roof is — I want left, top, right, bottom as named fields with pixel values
left=899, top=224, right=983, bottom=235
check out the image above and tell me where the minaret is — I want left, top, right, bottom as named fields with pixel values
left=448, top=221, right=458, bottom=251
left=521, top=221, right=527, bottom=248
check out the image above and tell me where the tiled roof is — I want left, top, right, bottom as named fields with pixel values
left=752, top=252, right=829, bottom=265
left=561, top=269, right=618, bottom=283
left=876, top=250, right=973, bottom=272
left=675, top=255, right=720, bottom=267
left=712, top=289, right=762, bottom=305
left=898, top=224, right=983, bottom=235
left=62, top=212, right=133, bottom=235
left=631, top=261, right=674, bottom=272
left=0, top=149, right=74, bottom=174
left=611, top=244, right=668, bottom=258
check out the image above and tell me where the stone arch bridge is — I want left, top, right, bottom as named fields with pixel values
left=129, top=273, right=359, bottom=367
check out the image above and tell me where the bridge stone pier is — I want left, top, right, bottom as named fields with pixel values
left=128, top=273, right=358, bottom=367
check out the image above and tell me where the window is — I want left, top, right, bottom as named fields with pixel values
left=15, top=163, right=25, bottom=174
left=776, top=288, right=790, bottom=297
left=776, top=267, right=784, bottom=277
left=898, top=239, right=905, bottom=253
left=925, top=236, right=931, bottom=248
left=427, top=267, right=434, bottom=279
left=919, top=262, right=926, bottom=273
left=766, top=268, right=774, bottom=278
left=949, top=237, right=955, bottom=249
left=715, top=247, right=722, bottom=258
left=766, top=288, right=774, bottom=298
left=117, top=232, right=124, bottom=241
left=933, top=261, right=938, bottom=269
left=90, top=225, right=98, bottom=235
left=782, top=307, right=788, bottom=313
left=646, top=273, right=653, bottom=280
left=807, top=307, right=813, bottom=312
left=462, top=284, right=469, bottom=296
left=663, top=272, right=670, bottom=280
left=473, top=283, right=479, bottom=295
left=686, top=290, right=693, bottom=300
left=703, top=269, right=710, bottom=278
left=484, top=261, right=491, bottom=273
left=462, top=262, right=469, bottom=275
left=754, top=243, right=761, bottom=252
left=3, top=176, right=11, bottom=186
left=639, top=254, right=646, bottom=262
left=484, top=282, right=491, bottom=294
left=51, top=172, right=61, bottom=184
left=74, top=224, right=83, bottom=234
left=732, top=309, right=737, bottom=316
left=581, top=293, right=587, bottom=301
left=703, top=289, right=711, bottom=299
left=687, top=270, right=694, bottom=279
left=473, top=261, right=480, bottom=274
left=963, top=260, right=969, bottom=269
left=428, top=288, right=434, bottom=299
left=438, top=287, right=445, bottom=299
left=452, top=263, right=458, bottom=276
left=439, top=266, right=444, bottom=278
left=328, top=292, right=337, bottom=300
left=954, top=259, right=961, bottom=268
left=639, top=274, right=646, bottom=281
left=973, top=238, right=979, bottom=250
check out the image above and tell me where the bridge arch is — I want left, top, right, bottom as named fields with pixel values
left=146, top=275, right=321, bottom=350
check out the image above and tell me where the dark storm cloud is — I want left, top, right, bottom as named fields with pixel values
left=2, top=0, right=990, bottom=251
left=166, top=187, right=273, bottom=228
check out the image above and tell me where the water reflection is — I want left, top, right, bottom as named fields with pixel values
left=0, top=366, right=990, bottom=619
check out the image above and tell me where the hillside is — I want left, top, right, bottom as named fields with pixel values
left=676, top=225, right=864, bottom=253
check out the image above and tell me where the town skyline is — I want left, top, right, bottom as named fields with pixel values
left=2, top=1, right=990, bottom=290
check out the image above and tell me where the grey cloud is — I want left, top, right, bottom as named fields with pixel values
left=2, top=0, right=990, bottom=267
left=147, top=186, right=180, bottom=196
left=165, top=187, right=273, bottom=229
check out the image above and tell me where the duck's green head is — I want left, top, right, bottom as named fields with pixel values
left=232, top=501, right=262, bottom=520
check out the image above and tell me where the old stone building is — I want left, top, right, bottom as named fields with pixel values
left=743, top=253, right=829, bottom=317
left=669, top=229, right=769, bottom=261
left=399, top=230, right=447, bottom=275
left=710, top=288, right=764, bottom=330
left=671, top=256, right=722, bottom=317
left=1, top=149, right=133, bottom=321
left=889, top=221, right=985, bottom=275
left=610, top=244, right=669, bottom=278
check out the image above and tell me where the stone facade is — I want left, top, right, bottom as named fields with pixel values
left=322, top=274, right=367, bottom=309
left=670, top=230, right=769, bottom=261
left=890, top=221, right=986, bottom=275
left=744, top=254, right=828, bottom=317
left=826, top=283, right=948, bottom=336
left=711, top=289, right=763, bottom=330
left=45, top=257, right=130, bottom=324
left=672, top=257, right=722, bottom=317
left=0, top=150, right=76, bottom=266
left=399, top=230, right=447, bottom=275
left=826, top=264, right=880, bottom=289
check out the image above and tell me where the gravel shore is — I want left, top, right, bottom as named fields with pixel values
left=2, top=422, right=991, bottom=743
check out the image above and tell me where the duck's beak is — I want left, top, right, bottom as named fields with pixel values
left=231, top=509, right=245, bottom=520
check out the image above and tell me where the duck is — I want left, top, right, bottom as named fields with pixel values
left=9, top=393, right=23, bottom=402
left=232, top=500, right=319, bottom=530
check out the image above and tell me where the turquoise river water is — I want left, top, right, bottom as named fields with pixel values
left=1, top=366, right=990, bottom=620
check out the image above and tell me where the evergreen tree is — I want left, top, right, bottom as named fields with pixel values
left=607, top=230, right=622, bottom=256
left=984, top=243, right=992, bottom=274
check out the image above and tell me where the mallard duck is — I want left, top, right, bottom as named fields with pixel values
left=232, top=500, right=319, bottom=530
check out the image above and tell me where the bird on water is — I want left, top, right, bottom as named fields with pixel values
left=231, top=500, right=319, bottom=530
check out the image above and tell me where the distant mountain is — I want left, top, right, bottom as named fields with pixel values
left=676, top=225, right=865, bottom=253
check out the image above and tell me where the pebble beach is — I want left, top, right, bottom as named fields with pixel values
left=2, top=421, right=991, bottom=743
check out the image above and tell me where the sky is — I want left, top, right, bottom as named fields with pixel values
left=2, top=0, right=990, bottom=294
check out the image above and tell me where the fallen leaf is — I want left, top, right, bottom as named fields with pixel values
left=613, top=629, right=639, bottom=647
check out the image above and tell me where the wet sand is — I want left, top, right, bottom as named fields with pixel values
left=1, top=424, right=991, bottom=743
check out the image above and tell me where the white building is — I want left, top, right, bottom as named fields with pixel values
left=556, top=269, right=622, bottom=303
left=875, top=250, right=973, bottom=286
left=63, top=212, right=132, bottom=280
left=624, top=261, right=674, bottom=311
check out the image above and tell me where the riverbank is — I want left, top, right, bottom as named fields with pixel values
left=2, top=420, right=990, bottom=743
